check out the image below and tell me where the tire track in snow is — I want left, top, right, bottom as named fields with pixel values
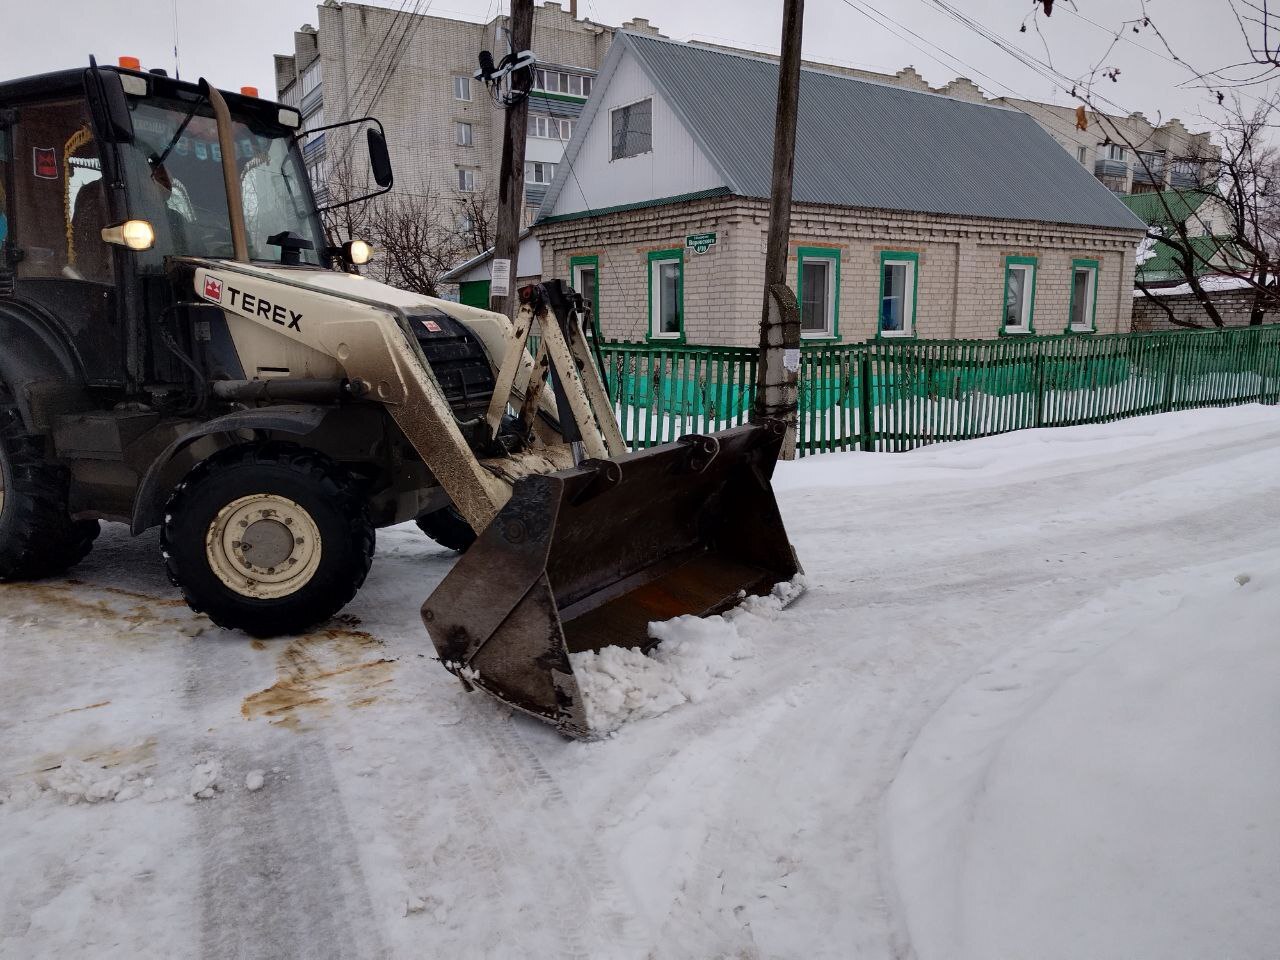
left=183, top=635, right=389, bottom=960
left=440, top=700, right=652, bottom=960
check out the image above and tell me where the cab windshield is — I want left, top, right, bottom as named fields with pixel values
left=119, top=92, right=326, bottom=268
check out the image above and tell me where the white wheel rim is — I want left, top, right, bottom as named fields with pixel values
left=205, top=494, right=323, bottom=600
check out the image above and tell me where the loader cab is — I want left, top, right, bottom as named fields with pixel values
left=0, top=71, right=126, bottom=387
left=0, top=64, right=383, bottom=402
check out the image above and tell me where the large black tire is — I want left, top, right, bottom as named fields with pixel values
left=161, top=443, right=375, bottom=637
left=415, top=504, right=477, bottom=553
left=0, top=401, right=100, bottom=581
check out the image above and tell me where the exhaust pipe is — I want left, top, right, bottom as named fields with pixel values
left=199, top=79, right=249, bottom=263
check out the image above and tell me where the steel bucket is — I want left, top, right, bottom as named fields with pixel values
left=421, top=421, right=801, bottom=738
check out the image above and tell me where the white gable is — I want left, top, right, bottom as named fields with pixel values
left=542, top=44, right=726, bottom=218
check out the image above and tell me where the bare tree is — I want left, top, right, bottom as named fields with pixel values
left=366, top=189, right=471, bottom=298
left=1012, top=2, right=1280, bottom=327
left=453, top=189, right=499, bottom=258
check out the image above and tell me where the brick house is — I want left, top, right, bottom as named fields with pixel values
left=535, top=33, right=1148, bottom=346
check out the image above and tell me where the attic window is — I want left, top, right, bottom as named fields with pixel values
left=610, top=98, right=652, bottom=161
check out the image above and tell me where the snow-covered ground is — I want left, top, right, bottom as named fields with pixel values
left=3, top=406, right=1278, bottom=959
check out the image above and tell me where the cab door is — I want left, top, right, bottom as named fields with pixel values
left=4, top=95, right=125, bottom=387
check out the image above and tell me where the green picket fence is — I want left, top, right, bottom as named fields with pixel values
left=596, top=326, right=1280, bottom=456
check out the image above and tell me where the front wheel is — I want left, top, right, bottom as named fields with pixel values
left=161, top=444, right=375, bottom=637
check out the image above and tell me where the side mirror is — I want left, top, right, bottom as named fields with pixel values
left=368, top=128, right=393, bottom=189
left=85, top=64, right=135, bottom=143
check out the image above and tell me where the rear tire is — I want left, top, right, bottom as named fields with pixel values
left=0, top=400, right=100, bottom=581
left=415, top=504, right=476, bottom=553
left=161, top=443, right=375, bottom=637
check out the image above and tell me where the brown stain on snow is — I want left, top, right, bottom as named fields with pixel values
left=0, top=581, right=187, bottom=630
left=240, top=627, right=395, bottom=729
left=21, top=736, right=159, bottom=778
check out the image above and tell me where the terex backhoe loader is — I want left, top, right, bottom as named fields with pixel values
left=0, top=61, right=799, bottom=737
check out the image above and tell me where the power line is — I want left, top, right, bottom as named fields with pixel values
left=832, top=0, right=1094, bottom=147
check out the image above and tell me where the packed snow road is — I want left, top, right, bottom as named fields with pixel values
left=2, top=406, right=1278, bottom=960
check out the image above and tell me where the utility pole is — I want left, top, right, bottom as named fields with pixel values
left=751, top=0, right=804, bottom=458
left=489, top=0, right=535, bottom=317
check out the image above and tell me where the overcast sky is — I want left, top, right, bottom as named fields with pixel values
left=3, top=0, right=1270, bottom=135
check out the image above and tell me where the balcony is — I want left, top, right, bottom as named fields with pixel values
left=1169, top=160, right=1205, bottom=189
left=1094, top=157, right=1129, bottom=180
left=1132, top=154, right=1167, bottom=186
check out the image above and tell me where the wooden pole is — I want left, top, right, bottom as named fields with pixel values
left=489, top=0, right=535, bottom=317
left=750, top=0, right=805, bottom=458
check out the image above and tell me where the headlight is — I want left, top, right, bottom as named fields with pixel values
left=344, top=239, right=372, bottom=265
left=101, top=219, right=156, bottom=251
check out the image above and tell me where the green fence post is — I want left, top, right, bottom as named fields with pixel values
left=1161, top=340, right=1177, bottom=413
left=859, top=349, right=874, bottom=451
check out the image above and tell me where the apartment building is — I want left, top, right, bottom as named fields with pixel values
left=273, top=0, right=665, bottom=223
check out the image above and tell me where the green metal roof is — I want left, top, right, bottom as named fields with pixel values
left=1139, top=234, right=1238, bottom=283
left=1121, top=189, right=1214, bottom=227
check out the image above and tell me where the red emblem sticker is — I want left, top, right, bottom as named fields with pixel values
left=32, top=147, right=58, bottom=180
left=203, top=275, right=224, bottom=302
left=423, top=319, right=442, bottom=333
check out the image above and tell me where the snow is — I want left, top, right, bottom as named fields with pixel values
left=570, top=577, right=805, bottom=735
left=1135, top=273, right=1256, bottom=296
left=3, top=405, right=1279, bottom=958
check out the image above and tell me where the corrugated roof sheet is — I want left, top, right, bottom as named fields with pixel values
left=1121, top=189, right=1213, bottom=227
left=622, top=34, right=1146, bottom=232
left=1138, top=234, right=1239, bottom=283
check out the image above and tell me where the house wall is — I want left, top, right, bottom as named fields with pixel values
left=1132, top=289, right=1261, bottom=331
left=543, top=48, right=725, bottom=217
left=538, top=196, right=1142, bottom=346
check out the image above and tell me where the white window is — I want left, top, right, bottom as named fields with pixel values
left=879, top=257, right=916, bottom=337
left=571, top=260, right=599, bottom=332
left=1104, top=143, right=1126, bottom=162
left=533, top=69, right=591, bottom=96
left=301, top=60, right=322, bottom=97
left=610, top=98, right=652, bottom=161
left=1003, top=259, right=1036, bottom=332
left=452, top=76, right=471, bottom=101
left=457, top=168, right=475, bottom=192
left=1070, top=263, right=1097, bottom=332
left=799, top=255, right=838, bottom=338
left=1077, top=144, right=1089, bottom=164
left=302, top=106, right=325, bottom=145
left=528, top=115, right=572, bottom=140
left=649, top=254, right=682, bottom=339
left=456, top=121, right=473, bottom=146
left=524, top=161, right=556, bottom=184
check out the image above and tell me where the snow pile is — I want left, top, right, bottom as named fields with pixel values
left=45, top=758, right=137, bottom=804
left=188, top=760, right=221, bottom=800
left=570, top=577, right=805, bottom=735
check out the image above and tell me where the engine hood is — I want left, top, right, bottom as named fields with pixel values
left=190, top=259, right=517, bottom=365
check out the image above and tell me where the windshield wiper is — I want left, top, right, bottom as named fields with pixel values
left=150, top=93, right=205, bottom=176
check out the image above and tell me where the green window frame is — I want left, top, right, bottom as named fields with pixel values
left=1001, top=255, right=1038, bottom=335
left=1066, top=258, right=1100, bottom=333
left=796, top=246, right=841, bottom=340
left=646, top=248, right=684, bottom=343
left=877, top=250, right=919, bottom=339
left=569, top=254, right=601, bottom=338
